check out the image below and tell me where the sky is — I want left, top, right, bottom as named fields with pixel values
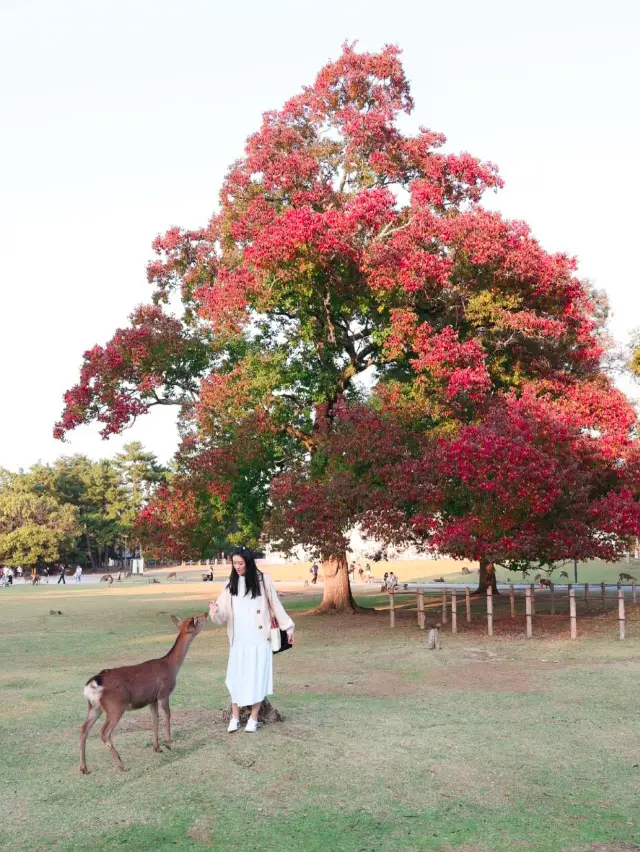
left=1, top=0, right=638, bottom=471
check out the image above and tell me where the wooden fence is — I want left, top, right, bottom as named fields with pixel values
left=387, top=581, right=637, bottom=640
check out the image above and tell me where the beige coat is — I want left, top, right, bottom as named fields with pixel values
left=209, top=573, right=294, bottom=647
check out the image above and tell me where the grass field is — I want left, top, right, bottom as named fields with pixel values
left=1, top=583, right=640, bottom=851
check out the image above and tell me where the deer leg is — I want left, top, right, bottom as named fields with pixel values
left=79, top=703, right=102, bottom=774
left=100, top=706, right=127, bottom=771
left=159, top=697, right=171, bottom=750
left=150, top=702, right=161, bottom=752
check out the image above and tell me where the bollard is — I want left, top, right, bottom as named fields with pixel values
left=530, top=583, right=536, bottom=615
left=633, top=578, right=637, bottom=606
left=584, top=583, right=589, bottom=608
left=525, top=587, right=532, bottom=638
left=569, top=587, right=577, bottom=639
left=618, top=588, right=626, bottom=641
left=442, top=589, right=448, bottom=625
left=550, top=582, right=555, bottom=616
left=509, top=583, right=515, bottom=618
left=465, top=586, right=471, bottom=623
left=390, top=590, right=395, bottom=628
left=451, top=590, right=457, bottom=634
left=487, top=586, right=493, bottom=637
left=601, top=581, right=606, bottom=613
left=417, top=590, right=425, bottom=630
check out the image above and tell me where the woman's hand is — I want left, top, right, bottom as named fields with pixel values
left=288, top=632, right=295, bottom=645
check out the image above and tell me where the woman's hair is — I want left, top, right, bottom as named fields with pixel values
left=228, top=546, right=262, bottom=598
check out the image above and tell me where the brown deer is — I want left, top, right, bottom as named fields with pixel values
left=100, top=574, right=113, bottom=584
left=79, top=612, right=207, bottom=774
left=167, top=572, right=177, bottom=580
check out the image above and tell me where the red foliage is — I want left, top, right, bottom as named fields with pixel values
left=56, top=43, right=638, bottom=577
left=355, top=384, right=640, bottom=568
left=136, top=483, right=202, bottom=560
left=55, top=305, right=205, bottom=440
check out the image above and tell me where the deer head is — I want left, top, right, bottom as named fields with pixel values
left=171, top=613, right=208, bottom=636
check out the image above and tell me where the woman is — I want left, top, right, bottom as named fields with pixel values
left=209, top=546, right=294, bottom=733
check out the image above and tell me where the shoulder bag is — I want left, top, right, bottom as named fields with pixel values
left=263, top=577, right=292, bottom=654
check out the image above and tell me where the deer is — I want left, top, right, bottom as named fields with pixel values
left=559, top=571, right=569, bottom=580
left=79, top=612, right=207, bottom=775
left=167, top=571, right=177, bottom=580
left=427, top=623, right=441, bottom=650
left=100, top=574, right=113, bottom=584
left=619, top=572, right=636, bottom=583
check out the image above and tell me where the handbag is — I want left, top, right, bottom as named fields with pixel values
left=263, top=578, right=292, bottom=654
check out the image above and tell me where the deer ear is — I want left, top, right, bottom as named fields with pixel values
left=171, top=615, right=181, bottom=630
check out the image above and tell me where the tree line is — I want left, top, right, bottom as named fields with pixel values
left=0, top=443, right=165, bottom=570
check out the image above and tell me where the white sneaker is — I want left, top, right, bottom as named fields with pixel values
left=227, top=717, right=240, bottom=733
left=245, top=717, right=259, bottom=733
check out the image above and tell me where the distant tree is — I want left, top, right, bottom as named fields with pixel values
left=112, top=442, right=166, bottom=554
left=0, top=474, right=78, bottom=567
left=49, top=455, right=123, bottom=569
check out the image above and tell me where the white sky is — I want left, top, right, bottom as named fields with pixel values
left=1, top=0, right=638, bottom=471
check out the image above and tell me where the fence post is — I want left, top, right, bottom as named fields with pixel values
left=530, top=583, right=536, bottom=615
left=525, top=587, right=532, bottom=638
left=633, top=578, right=637, bottom=606
left=451, top=590, right=457, bottom=634
left=509, top=583, right=515, bottom=618
left=569, top=587, right=577, bottom=639
left=417, top=590, right=425, bottom=630
left=442, top=589, right=448, bottom=625
left=465, top=586, right=471, bottom=623
left=601, top=581, right=606, bottom=613
left=584, top=583, right=589, bottom=608
left=550, top=582, right=555, bottom=616
left=618, top=587, right=626, bottom=641
left=390, top=590, right=395, bottom=628
left=487, top=586, right=493, bottom=637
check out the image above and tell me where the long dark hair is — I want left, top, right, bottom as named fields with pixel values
left=228, top=546, right=262, bottom=598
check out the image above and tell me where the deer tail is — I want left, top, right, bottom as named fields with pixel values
left=84, top=675, right=104, bottom=708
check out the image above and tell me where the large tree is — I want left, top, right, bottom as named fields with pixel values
left=337, top=380, right=640, bottom=593
left=57, top=44, right=615, bottom=611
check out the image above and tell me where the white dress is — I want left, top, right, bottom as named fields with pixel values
left=225, top=577, right=273, bottom=706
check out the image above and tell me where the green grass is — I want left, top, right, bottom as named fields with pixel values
left=1, top=584, right=639, bottom=851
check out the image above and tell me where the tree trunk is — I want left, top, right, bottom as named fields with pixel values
left=311, top=553, right=362, bottom=613
left=222, top=700, right=282, bottom=725
left=85, top=534, right=97, bottom=571
left=475, top=559, right=499, bottom=595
